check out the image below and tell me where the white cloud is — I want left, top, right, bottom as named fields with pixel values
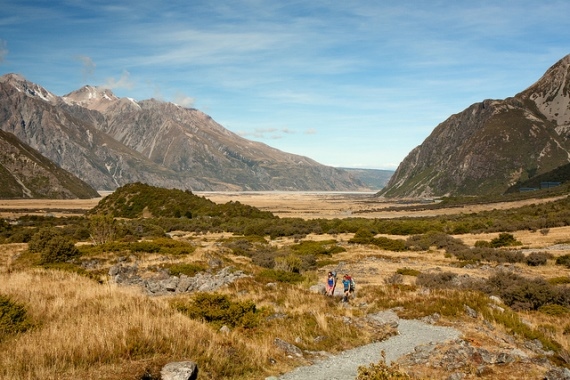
left=173, top=91, right=195, bottom=108
left=103, top=70, right=135, bottom=90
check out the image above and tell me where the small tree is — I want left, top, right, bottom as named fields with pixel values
left=89, top=214, right=116, bottom=245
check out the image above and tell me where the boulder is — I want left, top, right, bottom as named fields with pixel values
left=160, top=361, right=198, bottom=380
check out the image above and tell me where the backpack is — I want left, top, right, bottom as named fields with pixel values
left=349, top=277, right=355, bottom=291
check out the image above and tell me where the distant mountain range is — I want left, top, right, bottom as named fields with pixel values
left=380, top=54, right=570, bottom=198
left=0, top=74, right=377, bottom=197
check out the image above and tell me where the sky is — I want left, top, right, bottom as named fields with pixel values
left=0, top=1, right=568, bottom=170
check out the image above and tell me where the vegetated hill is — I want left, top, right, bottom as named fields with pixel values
left=341, top=168, right=394, bottom=190
left=90, top=182, right=275, bottom=219
left=0, top=74, right=364, bottom=192
left=0, top=129, right=99, bottom=199
left=505, top=162, right=570, bottom=193
left=380, top=54, right=570, bottom=198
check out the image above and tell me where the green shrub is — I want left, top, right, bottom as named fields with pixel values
left=0, top=295, right=33, bottom=341
left=538, top=304, right=570, bottom=316
left=490, top=233, right=522, bottom=248
left=172, top=293, right=262, bottom=328
left=28, top=228, right=80, bottom=264
left=556, top=254, right=570, bottom=268
left=166, top=262, right=208, bottom=277
left=406, top=232, right=464, bottom=251
left=39, top=236, right=80, bottom=264
left=256, top=269, right=304, bottom=284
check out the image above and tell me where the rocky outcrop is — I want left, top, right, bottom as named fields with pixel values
left=108, top=264, right=249, bottom=295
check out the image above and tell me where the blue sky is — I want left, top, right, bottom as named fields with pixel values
left=0, top=1, right=568, bottom=170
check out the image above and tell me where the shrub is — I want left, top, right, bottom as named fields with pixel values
left=166, top=262, right=208, bottom=277
left=483, top=272, right=560, bottom=311
left=556, top=254, right=570, bottom=268
left=290, top=239, right=345, bottom=256
left=396, top=267, right=421, bottom=277
left=490, top=233, right=522, bottom=248
left=29, top=228, right=80, bottom=264
left=256, top=269, right=304, bottom=284
left=415, top=272, right=457, bottom=289
left=0, top=295, right=33, bottom=341
left=549, top=277, right=570, bottom=285
left=39, top=235, right=80, bottom=264
left=172, top=293, right=262, bottom=328
left=357, top=352, right=411, bottom=379
left=538, top=304, right=570, bottom=316
left=406, top=232, right=464, bottom=251
left=274, top=254, right=303, bottom=273
left=525, top=251, right=552, bottom=266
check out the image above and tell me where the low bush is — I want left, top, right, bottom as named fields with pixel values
left=256, top=269, right=304, bottom=284
left=172, top=293, right=263, bottom=329
left=0, top=295, right=33, bottom=341
left=452, top=247, right=524, bottom=264
left=556, top=254, right=570, bottom=268
left=396, top=267, right=421, bottom=277
left=166, top=262, right=208, bottom=277
left=490, top=233, right=522, bottom=248
left=415, top=272, right=457, bottom=289
left=548, top=277, right=570, bottom=285
left=483, top=272, right=564, bottom=311
left=525, top=251, right=553, bottom=266
left=538, top=304, right=570, bottom=316
left=28, top=228, right=80, bottom=264
left=357, top=352, right=411, bottom=379
left=290, top=239, right=345, bottom=256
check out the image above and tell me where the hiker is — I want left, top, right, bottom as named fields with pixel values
left=325, top=271, right=336, bottom=296
left=342, top=274, right=355, bottom=302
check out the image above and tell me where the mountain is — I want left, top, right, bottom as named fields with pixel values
left=0, top=129, right=99, bottom=199
left=379, top=54, right=570, bottom=198
left=340, top=168, right=393, bottom=190
left=0, top=74, right=364, bottom=192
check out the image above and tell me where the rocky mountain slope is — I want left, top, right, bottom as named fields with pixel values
left=0, top=74, right=363, bottom=192
left=0, top=129, right=99, bottom=199
left=380, top=54, right=570, bottom=198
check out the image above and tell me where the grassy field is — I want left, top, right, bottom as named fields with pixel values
left=1, top=191, right=569, bottom=379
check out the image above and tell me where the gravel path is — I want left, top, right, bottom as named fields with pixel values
left=274, top=319, right=460, bottom=380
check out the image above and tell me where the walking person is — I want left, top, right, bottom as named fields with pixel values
left=325, top=271, right=336, bottom=296
left=342, top=274, right=354, bottom=302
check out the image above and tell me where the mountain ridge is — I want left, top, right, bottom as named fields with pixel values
left=379, top=54, right=570, bottom=198
left=0, top=74, right=366, bottom=192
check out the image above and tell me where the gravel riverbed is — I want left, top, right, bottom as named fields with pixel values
left=271, top=319, right=461, bottom=380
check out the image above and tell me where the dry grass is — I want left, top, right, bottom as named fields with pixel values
left=2, top=193, right=570, bottom=379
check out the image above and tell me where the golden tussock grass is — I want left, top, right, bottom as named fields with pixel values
left=0, top=269, right=269, bottom=380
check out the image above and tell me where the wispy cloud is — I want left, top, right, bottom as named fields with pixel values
left=74, top=55, right=96, bottom=81
left=237, top=127, right=295, bottom=139
left=103, top=70, right=135, bottom=90
left=173, top=91, right=195, bottom=108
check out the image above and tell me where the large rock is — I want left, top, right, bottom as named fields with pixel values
left=160, top=361, right=198, bottom=380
